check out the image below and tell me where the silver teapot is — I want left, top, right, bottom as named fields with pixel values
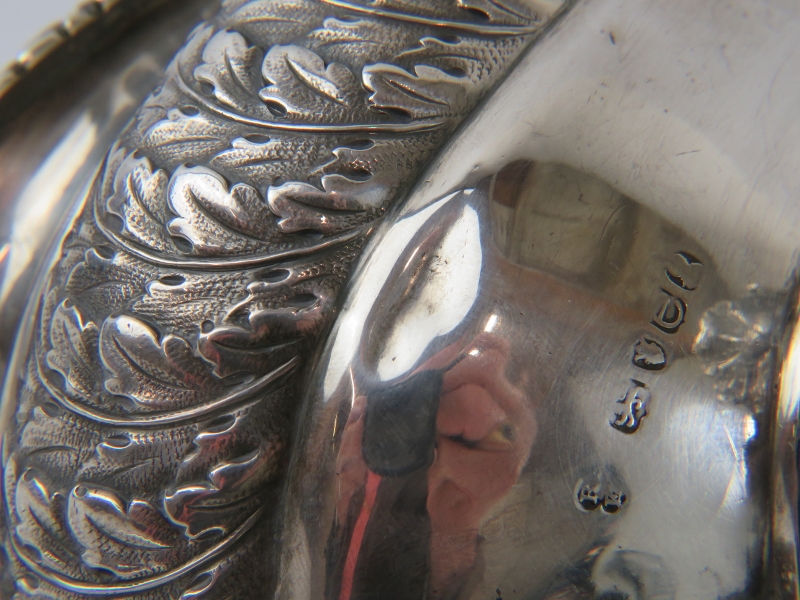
left=0, top=0, right=798, bottom=598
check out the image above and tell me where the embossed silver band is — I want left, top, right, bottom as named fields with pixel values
left=0, top=0, right=568, bottom=598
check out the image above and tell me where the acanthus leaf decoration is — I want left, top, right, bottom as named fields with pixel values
left=180, top=560, right=233, bottom=600
left=267, top=176, right=375, bottom=235
left=2, top=0, right=564, bottom=593
left=164, top=473, right=262, bottom=541
left=363, top=63, right=471, bottom=121
left=139, top=78, right=181, bottom=138
left=397, top=35, right=527, bottom=89
left=194, top=30, right=265, bottom=115
left=198, top=275, right=334, bottom=378
left=263, top=135, right=424, bottom=236
left=13, top=466, right=82, bottom=578
left=316, top=137, right=435, bottom=198
left=198, top=314, right=307, bottom=380
left=165, top=413, right=282, bottom=539
left=259, top=44, right=370, bottom=123
left=210, top=134, right=333, bottom=189
left=19, top=404, right=100, bottom=481
left=132, top=270, right=252, bottom=333
left=198, top=328, right=303, bottom=380
left=77, top=428, right=195, bottom=499
left=210, top=135, right=281, bottom=177
left=64, top=247, right=154, bottom=314
left=221, top=0, right=327, bottom=48
left=67, top=485, right=188, bottom=579
left=46, top=302, right=101, bottom=402
left=307, top=17, right=418, bottom=69
left=315, top=0, right=543, bottom=34
left=165, top=401, right=287, bottom=540
left=99, top=315, right=223, bottom=412
left=141, top=107, right=234, bottom=170
left=105, top=155, right=174, bottom=254
left=100, top=143, right=129, bottom=205
left=167, top=166, right=277, bottom=255
left=456, top=0, right=542, bottom=25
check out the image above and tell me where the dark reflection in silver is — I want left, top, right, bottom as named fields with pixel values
left=275, top=160, right=790, bottom=600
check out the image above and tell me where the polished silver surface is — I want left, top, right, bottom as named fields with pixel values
left=0, top=0, right=799, bottom=598
left=277, top=163, right=794, bottom=600
left=273, top=1, right=800, bottom=597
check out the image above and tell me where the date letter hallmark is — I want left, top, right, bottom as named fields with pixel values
left=611, top=379, right=651, bottom=434
left=651, top=289, right=687, bottom=333
left=651, top=252, right=703, bottom=334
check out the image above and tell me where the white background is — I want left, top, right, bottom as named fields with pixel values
left=0, top=0, right=80, bottom=69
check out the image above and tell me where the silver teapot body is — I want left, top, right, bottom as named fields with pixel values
left=0, top=0, right=799, bottom=598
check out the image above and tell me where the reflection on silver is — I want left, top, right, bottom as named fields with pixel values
left=0, top=0, right=566, bottom=597
left=0, top=0, right=799, bottom=598
left=323, top=191, right=483, bottom=396
left=279, top=159, right=785, bottom=600
left=0, top=114, right=98, bottom=306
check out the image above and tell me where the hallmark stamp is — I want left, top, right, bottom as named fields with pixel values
left=575, top=480, right=628, bottom=513
left=666, top=251, right=703, bottom=291
left=632, top=337, right=667, bottom=371
left=652, top=288, right=686, bottom=334
left=611, top=379, right=651, bottom=434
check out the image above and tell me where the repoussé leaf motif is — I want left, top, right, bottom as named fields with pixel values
left=106, top=155, right=173, bottom=254
left=13, top=467, right=82, bottom=578
left=197, top=276, right=335, bottom=377
left=67, top=486, right=188, bottom=579
left=268, top=176, right=375, bottom=235
left=19, top=400, right=101, bottom=478
left=363, top=63, right=470, bottom=121
left=46, top=302, right=100, bottom=402
left=211, top=136, right=283, bottom=178
left=2, top=0, right=559, bottom=594
left=457, top=0, right=543, bottom=24
left=260, top=45, right=369, bottom=123
left=194, top=30, right=265, bottom=115
left=317, top=137, right=437, bottom=197
left=141, top=107, right=233, bottom=169
left=77, top=427, right=196, bottom=499
left=99, top=315, right=223, bottom=412
left=347, top=0, right=542, bottom=25
left=398, top=36, right=526, bottom=88
left=221, top=0, right=327, bottom=47
left=166, top=404, right=284, bottom=539
left=167, top=166, right=277, bottom=255
left=132, top=270, right=251, bottom=333
left=210, top=135, right=334, bottom=188
left=165, top=451, right=268, bottom=539
left=180, top=561, right=233, bottom=600
left=198, top=322, right=303, bottom=379
left=64, top=248, right=153, bottom=314
left=307, top=17, right=418, bottom=69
